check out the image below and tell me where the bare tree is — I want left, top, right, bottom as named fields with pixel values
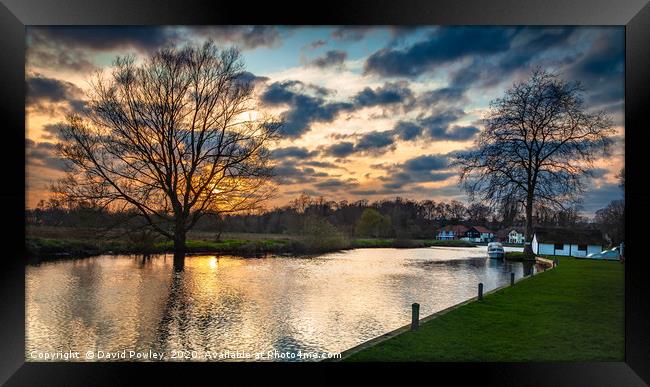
left=453, top=69, right=614, bottom=257
left=55, top=41, right=281, bottom=270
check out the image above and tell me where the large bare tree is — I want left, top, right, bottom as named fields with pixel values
left=453, top=69, right=614, bottom=257
left=55, top=41, right=280, bottom=269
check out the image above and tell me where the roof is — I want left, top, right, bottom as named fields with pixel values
left=472, top=226, right=494, bottom=234
left=534, top=227, right=603, bottom=245
left=439, top=224, right=469, bottom=234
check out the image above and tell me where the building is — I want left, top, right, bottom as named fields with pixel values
left=463, top=226, right=495, bottom=243
left=507, top=228, right=525, bottom=244
left=531, top=227, right=604, bottom=257
left=436, top=225, right=469, bottom=240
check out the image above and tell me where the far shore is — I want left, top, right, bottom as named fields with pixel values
left=26, top=225, right=520, bottom=262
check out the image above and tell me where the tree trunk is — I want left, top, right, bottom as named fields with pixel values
left=523, top=195, right=535, bottom=259
left=173, top=230, right=186, bottom=271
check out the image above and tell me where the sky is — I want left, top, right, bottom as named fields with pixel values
left=25, top=26, right=625, bottom=215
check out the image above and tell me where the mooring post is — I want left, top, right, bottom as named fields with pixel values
left=510, top=272, right=515, bottom=286
left=411, top=303, right=420, bottom=331
left=478, top=283, right=484, bottom=300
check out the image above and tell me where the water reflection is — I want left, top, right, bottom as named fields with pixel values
left=26, top=247, right=536, bottom=362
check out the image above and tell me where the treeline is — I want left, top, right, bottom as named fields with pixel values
left=27, top=193, right=621, bottom=243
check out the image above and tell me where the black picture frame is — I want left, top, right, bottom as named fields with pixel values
left=2, top=0, right=649, bottom=384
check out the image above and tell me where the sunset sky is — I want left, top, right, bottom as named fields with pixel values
left=25, top=26, right=624, bottom=215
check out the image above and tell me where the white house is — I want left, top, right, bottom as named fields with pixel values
left=436, top=225, right=469, bottom=240
left=532, top=227, right=603, bottom=257
left=462, top=226, right=495, bottom=243
left=508, top=229, right=525, bottom=244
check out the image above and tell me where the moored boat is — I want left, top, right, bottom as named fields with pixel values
left=487, top=242, right=505, bottom=259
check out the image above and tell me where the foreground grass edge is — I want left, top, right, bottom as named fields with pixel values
left=340, top=256, right=623, bottom=362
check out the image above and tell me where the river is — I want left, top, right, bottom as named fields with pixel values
left=26, top=246, right=532, bottom=361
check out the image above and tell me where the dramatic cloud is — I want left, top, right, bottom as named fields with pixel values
left=353, top=82, right=415, bottom=110
left=29, top=26, right=178, bottom=52
left=26, top=74, right=86, bottom=114
left=391, top=109, right=479, bottom=142
left=24, top=26, right=624, bottom=212
left=354, top=131, right=396, bottom=154
left=313, top=178, right=359, bottom=190
left=270, top=146, right=319, bottom=159
left=325, top=142, right=356, bottom=158
left=308, top=50, right=348, bottom=69
left=331, top=27, right=374, bottom=42
left=568, top=29, right=624, bottom=107
left=364, top=27, right=515, bottom=77
left=378, top=154, right=456, bottom=189
left=191, top=26, right=284, bottom=49
left=236, top=71, right=269, bottom=88
left=260, top=80, right=354, bottom=138
left=581, top=182, right=624, bottom=213
left=25, top=139, right=67, bottom=171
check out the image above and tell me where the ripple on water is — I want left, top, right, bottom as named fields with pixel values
left=26, top=247, right=529, bottom=361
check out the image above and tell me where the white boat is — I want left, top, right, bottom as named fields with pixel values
left=487, top=242, right=505, bottom=259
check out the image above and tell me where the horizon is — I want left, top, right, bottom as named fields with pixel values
left=25, top=26, right=625, bottom=216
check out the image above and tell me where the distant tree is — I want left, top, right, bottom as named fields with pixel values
left=594, top=199, right=624, bottom=246
left=453, top=69, right=614, bottom=257
left=448, top=200, right=467, bottom=222
left=55, top=41, right=280, bottom=270
left=617, top=167, right=625, bottom=190
left=466, top=203, right=492, bottom=224
left=355, top=208, right=391, bottom=238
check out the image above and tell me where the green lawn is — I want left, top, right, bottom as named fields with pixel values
left=344, top=257, right=624, bottom=361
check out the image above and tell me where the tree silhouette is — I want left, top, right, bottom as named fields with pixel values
left=55, top=41, right=281, bottom=270
left=453, top=69, right=614, bottom=257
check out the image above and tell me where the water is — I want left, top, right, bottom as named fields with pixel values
left=26, top=246, right=533, bottom=362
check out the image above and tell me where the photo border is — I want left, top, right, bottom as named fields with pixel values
left=2, top=0, right=649, bottom=384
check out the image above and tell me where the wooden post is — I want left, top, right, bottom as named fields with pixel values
left=411, top=303, right=420, bottom=331
left=510, top=272, right=515, bottom=286
left=478, top=283, right=484, bottom=300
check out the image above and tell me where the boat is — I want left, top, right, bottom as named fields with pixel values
left=487, top=242, right=505, bottom=259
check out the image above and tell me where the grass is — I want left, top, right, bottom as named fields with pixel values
left=26, top=226, right=478, bottom=259
left=344, top=256, right=624, bottom=361
left=352, top=238, right=476, bottom=248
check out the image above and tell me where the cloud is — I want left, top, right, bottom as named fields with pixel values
left=313, top=178, right=359, bottom=190
left=581, top=182, right=624, bottom=214
left=26, top=139, right=67, bottom=171
left=29, top=26, right=178, bottom=52
left=302, top=39, right=327, bottom=51
left=272, top=161, right=329, bottom=185
left=308, top=50, right=348, bottom=69
left=324, top=142, right=356, bottom=158
left=391, top=109, right=479, bottom=142
left=364, top=27, right=514, bottom=77
left=302, top=160, right=342, bottom=169
left=191, top=26, right=283, bottom=49
left=236, top=71, right=269, bottom=88
left=447, top=27, right=578, bottom=90
left=260, top=80, right=354, bottom=138
left=378, top=154, right=456, bottom=189
left=26, top=74, right=86, bottom=115
left=354, top=131, right=396, bottom=154
left=567, top=28, right=624, bottom=107
left=392, top=121, right=422, bottom=141
left=353, top=81, right=415, bottom=110
left=270, top=146, right=319, bottom=159
left=331, top=27, right=374, bottom=42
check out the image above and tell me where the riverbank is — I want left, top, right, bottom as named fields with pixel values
left=26, top=226, right=477, bottom=260
left=342, top=256, right=623, bottom=361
